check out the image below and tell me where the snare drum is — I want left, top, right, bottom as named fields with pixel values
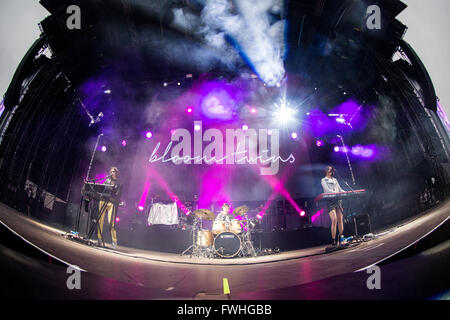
left=229, top=219, right=242, bottom=234
left=212, top=220, right=227, bottom=234
left=196, top=230, right=213, bottom=247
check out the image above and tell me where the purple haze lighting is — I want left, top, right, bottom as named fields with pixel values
left=186, top=107, right=193, bottom=114
left=339, top=146, right=349, bottom=153
left=121, top=140, right=127, bottom=147
left=362, top=149, right=375, bottom=158
left=351, top=145, right=373, bottom=158
left=115, top=217, right=120, bottom=222
left=251, top=108, right=257, bottom=114
left=138, top=206, right=144, bottom=211
left=351, top=145, right=363, bottom=156
left=145, top=131, right=153, bottom=139
left=202, top=93, right=233, bottom=119
left=101, top=146, right=107, bottom=152
left=199, top=81, right=238, bottom=120
left=316, top=140, right=324, bottom=147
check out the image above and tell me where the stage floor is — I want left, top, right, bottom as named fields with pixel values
left=0, top=200, right=449, bottom=299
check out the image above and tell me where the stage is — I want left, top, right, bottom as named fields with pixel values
left=0, top=200, right=448, bottom=299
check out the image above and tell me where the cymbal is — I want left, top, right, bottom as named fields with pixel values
left=233, top=205, right=249, bottom=216
left=193, top=209, right=216, bottom=220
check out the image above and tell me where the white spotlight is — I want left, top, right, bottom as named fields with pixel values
left=273, top=106, right=296, bottom=124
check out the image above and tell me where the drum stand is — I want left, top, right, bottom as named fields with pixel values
left=181, top=217, right=214, bottom=258
left=239, top=230, right=256, bottom=257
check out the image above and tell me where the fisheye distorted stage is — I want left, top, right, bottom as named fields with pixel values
left=0, top=0, right=449, bottom=276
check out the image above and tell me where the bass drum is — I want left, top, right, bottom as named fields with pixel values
left=214, top=232, right=241, bottom=258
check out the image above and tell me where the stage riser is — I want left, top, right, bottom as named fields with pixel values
left=115, top=225, right=331, bottom=254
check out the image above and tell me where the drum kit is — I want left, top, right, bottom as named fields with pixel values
left=181, top=205, right=258, bottom=258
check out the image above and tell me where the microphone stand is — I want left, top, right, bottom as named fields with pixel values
left=334, top=170, right=355, bottom=192
left=76, top=132, right=103, bottom=234
left=336, top=134, right=356, bottom=185
left=85, top=132, right=103, bottom=182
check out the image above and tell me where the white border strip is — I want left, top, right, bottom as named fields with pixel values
left=354, top=215, right=449, bottom=272
left=0, top=219, right=86, bottom=272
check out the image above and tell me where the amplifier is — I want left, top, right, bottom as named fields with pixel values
left=354, top=214, right=371, bottom=236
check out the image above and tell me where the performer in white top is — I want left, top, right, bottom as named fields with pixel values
left=321, top=166, right=345, bottom=246
left=214, top=202, right=233, bottom=223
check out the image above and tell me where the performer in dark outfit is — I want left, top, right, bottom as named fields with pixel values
left=321, top=166, right=345, bottom=246
left=98, top=167, right=121, bottom=248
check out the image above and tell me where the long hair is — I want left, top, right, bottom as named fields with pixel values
left=325, top=166, right=334, bottom=177
left=110, top=167, right=120, bottom=178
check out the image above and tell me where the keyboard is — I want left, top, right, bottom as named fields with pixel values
left=315, top=189, right=366, bottom=202
left=82, top=183, right=118, bottom=202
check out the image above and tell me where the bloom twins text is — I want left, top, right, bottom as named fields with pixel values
left=148, top=121, right=295, bottom=176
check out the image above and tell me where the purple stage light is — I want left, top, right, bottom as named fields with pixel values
left=200, top=84, right=235, bottom=120
left=145, top=131, right=153, bottom=139
left=101, top=146, right=107, bottom=152
left=121, top=140, right=127, bottom=147
left=311, top=209, right=324, bottom=223
left=316, top=140, right=324, bottom=147
left=349, top=145, right=378, bottom=159
left=186, top=107, right=193, bottom=114
left=194, top=124, right=201, bottom=131
left=115, top=217, right=120, bottom=222
left=138, top=181, right=151, bottom=212
left=362, top=149, right=375, bottom=158
left=251, top=108, right=257, bottom=114
left=351, top=145, right=363, bottom=156
left=291, top=132, right=298, bottom=139
left=333, top=146, right=340, bottom=152
left=300, top=210, right=306, bottom=217
left=242, top=124, right=249, bottom=131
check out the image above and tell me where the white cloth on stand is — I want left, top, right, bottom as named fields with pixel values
left=147, top=202, right=179, bottom=225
